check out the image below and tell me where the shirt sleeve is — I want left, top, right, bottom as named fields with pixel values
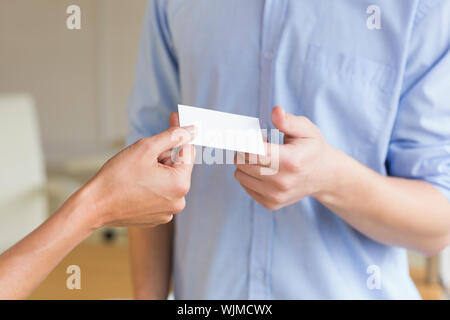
left=127, top=0, right=179, bottom=145
left=386, top=0, right=450, bottom=201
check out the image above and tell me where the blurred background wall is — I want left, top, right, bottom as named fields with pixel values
left=0, top=0, right=147, bottom=168
left=0, top=0, right=149, bottom=298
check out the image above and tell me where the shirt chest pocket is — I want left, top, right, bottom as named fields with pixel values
left=299, top=44, right=398, bottom=156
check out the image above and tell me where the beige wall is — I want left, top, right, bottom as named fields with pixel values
left=0, top=0, right=148, bottom=167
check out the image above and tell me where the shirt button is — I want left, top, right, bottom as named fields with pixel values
left=263, top=51, right=274, bottom=60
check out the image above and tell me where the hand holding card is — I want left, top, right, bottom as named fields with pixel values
left=178, top=104, right=266, bottom=156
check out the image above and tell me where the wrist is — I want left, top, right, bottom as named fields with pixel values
left=64, top=179, right=106, bottom=234
left=314, top=146, right=383, bottom=208
left=313, top=146, right=353, bottom=205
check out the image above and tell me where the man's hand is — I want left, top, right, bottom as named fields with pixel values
left=234, top=106, right=339, bottom=210
left=86, top=125, right=196, bottom=229
left=234, top=107, right=450, bottom=255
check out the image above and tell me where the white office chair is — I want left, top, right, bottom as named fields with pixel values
left=0, top=93, right=82, bottom=251
left=0, top=94, right=49, bottom=252
left=440, top=247, right=450, bottom=297
left=0, top=93, right=123, bottom=252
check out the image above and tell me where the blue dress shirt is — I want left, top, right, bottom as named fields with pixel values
left=127, top=0, right=450, bottom=299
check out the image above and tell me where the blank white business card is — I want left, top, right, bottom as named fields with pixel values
left=178, top=104, right=265, bottom=155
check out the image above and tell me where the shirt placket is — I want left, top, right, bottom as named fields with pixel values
left=248, top=0, right=288, bottom=300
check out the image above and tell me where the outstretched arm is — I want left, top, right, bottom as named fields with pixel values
left=0, top=126, right=195, bottom=299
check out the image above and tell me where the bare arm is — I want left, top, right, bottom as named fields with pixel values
left=129, top=223, right=173, bottom=299
left=0, top=126, right=195, bottom=299
left=0, top=187, right=96, bottom=299
left=316, top=148, right=450, bottom=255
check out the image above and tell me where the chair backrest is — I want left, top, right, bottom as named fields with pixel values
left=0, top=93, right=48, bottom=253
left=441, top=247, right=450, bottom=291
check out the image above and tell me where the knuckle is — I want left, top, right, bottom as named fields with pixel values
left=284, top=157, right=301, bottom=172
left=172, top=177, right=190, bottom=197
left=137, top=137, right=156, bottom=155
left=180, top=181, right=191, bottom=195
left=269, top=191, right=285, bottom=205
left=184, top=181, right=191, bottom=194
left=264, top=202, right=280, bottom=211
left=171, top=198, right=186, bottom=213
left=274, top=177, right=290, bottom=191
left=165, top=128, right=179, bottom=144
left=163, top=214, right=174, bottom=224
left=298, top=115, right=308, bottom=122
left=298, top=116, right=311, bottom=127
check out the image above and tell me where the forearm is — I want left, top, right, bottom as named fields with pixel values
left=0, top=186, right=97, bottom=299
left=128, top=222, right=173, bottom=299
left=0, top=125, right=194, bottom=300
left=317, top=148, right=450, bottom=255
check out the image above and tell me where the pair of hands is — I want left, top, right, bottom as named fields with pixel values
left=87, top=106, right=337, bottom=230
left=80, top=107, right=450, bottom=258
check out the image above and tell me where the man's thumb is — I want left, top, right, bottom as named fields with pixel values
left=271, top=106, right=317, bottom=139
